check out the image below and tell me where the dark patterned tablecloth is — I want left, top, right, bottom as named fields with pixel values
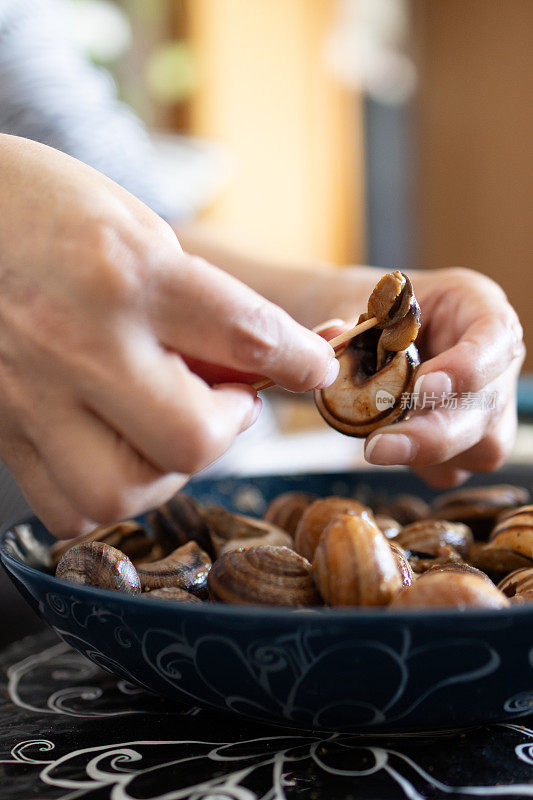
left=1, top=630, right=533, bottom=799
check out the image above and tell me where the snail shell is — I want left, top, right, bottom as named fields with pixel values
left=490, top=504, right=533, bottom=541
left=388, top=542, right=414, bottom=588
left=486, top=527, right=533, bottom=560
left=312, top=515, right=403, bottom=606
left=478, top=516, right=533, bottom=585
left=509, top=591, right=533, bottom=605
left=314, top=331, right=419, bottom=438
left=263, top=492, right=316, bottom=536
left=204, top=505, right=288, bottom=541
left=431, top=485, right=529, bottom=540
left=376, top=494, right=430, bottom=526
left=374, top=515, right=402, bottom=540
left=207, top=545, right=321, bottom=606
left=51, top=521, right=153, bottom=568
left=148, top=493, right=214, bottom=558
left=136, top=541, right=212, bottom=597
left=423, top=561, right=494, bottom=584
left=144, top=586, right=203, bottom=603
left=395, top=520, right=473, bottom=560
left=202, top=504, right=293, bottom=556
left=497, top=566, right=533, bottom=599
left=294, top=496, right=374, bottom=562
left=390, top=569, right=509, bottom=609
left=468, top=541, right=533, bottom=583
left=56, top=541, right=141, bottom=594
left=217, top=529, right=293, bottom=556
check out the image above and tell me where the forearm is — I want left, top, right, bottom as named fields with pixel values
left=175, top=221, right=382, bottom=328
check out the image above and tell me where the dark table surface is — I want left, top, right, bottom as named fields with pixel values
left=1, top=631, right=533, bottom=799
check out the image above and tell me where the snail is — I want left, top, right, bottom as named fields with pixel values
left=56, top=541, right=141, bottom=594
left=470, top=505, right=533, bottom=581
left=148, top=492, right=215, bottom=558
left=388, top=542, right=415, bottom=587
left=51, top=520, right=155, bottom=568
left=294, top=496, right=374, bottom=562
left=431, top=485, right=529, bottom=540
left=497, top=568, right=533, bottom=604
left=468, top=542, right=533, bottom=583
left=395, top=519, right=473, bottom=574
left=207, top=545, right=321, bottom=606
left=135, top=541, right=212, bottom=598
left=374, top=515, right=402, bottom=540
left=263, top=491, right=316, bottom=536
left=375, top=493, right=430, bottom=526
left=312, top=515, right=403, bottom=606
left=490, top=503, right=533, bottom=541
left=314, top=271, right=420, bottom=437
left=144, top=586, right=203, bottom=603
left=48, top=481, right=531, bottom=614
left=423, top=561, right=494, bottom=584
left=202, top=504, right=293, bottom=556
left=390, top=568, right=509, bottom=609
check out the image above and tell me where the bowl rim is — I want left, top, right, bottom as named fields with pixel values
left=1, top=518, right=531, bottom=626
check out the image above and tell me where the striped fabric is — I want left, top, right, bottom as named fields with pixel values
left=0, top=0, right=188, bottom=222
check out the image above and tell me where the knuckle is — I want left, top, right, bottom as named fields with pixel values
left=505, top=308, right=525, bottom=359
left=230, top=302, right=280, bottom=369
left=453, top=343, right=485, bottom=391
left=175, top=417, right=226, bottom=474
left=76, top=223, right=141, bottom=303
left=446, top=266, right=477, bottom=283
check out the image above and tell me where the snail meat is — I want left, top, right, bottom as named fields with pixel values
left=315, top=271, right=420, bottom=437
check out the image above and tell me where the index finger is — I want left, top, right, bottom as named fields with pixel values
left=148, top=255, right=337, bottom=393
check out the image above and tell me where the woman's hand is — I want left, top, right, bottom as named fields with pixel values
left=330, top=266, right=524, bottom=488
left=0, top=135, right=337, bottom=537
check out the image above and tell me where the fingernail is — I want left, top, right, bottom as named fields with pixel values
left=365, top=433, right=414, bottom=465
left=315, top=358, right=340, bottom=389
left=313, top=318, right=346, bottom=333
left=413, top=371, right=452, bottom=399
left=242, top=396, right=263, bottom=431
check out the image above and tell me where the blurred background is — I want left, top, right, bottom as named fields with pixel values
left=74, top=0, right=532, bottom=357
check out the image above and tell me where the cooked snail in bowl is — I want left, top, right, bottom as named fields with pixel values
left=48, top=481, right=533, bottom=612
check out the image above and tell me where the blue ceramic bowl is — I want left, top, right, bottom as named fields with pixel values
left=2, top=467, right=533, bottom=735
